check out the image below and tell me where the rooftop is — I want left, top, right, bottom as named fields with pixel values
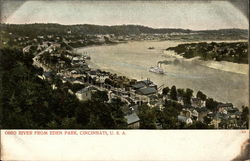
left=125, top=112, right=140, bottom=125
left=217, top=103, right=233, bottom=108
left=76, top=86, right=97, bottom=94
left=132, top=82, right=146, bottom=89
left=139, top=79, right=153, bottom=85
left=137, top=87, right=157, bottom=95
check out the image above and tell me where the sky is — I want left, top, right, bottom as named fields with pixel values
left=1, top=0, right=249, bottom=30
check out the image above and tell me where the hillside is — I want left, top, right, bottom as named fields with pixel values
left=0, top=23, right=248, bottom=39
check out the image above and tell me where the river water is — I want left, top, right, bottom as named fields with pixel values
left=76, top=40, right=249, bottom=108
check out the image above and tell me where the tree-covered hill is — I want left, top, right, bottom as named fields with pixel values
left=167, top=41, right=248, bottom=64
left=0, top=47, right=127, bottom=129
left=0, top=23, right=248, bottom=38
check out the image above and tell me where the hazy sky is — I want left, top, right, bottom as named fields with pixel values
left=1, top=0, right=249, bottom=30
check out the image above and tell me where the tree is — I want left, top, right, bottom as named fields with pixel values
left=162, top=87, right=170, bottom=95
left=203, top=116, right=212, bottom=125
left=138, top=105, right=156, bottom=129
left=75, top=102, right=90, bottom=127
left=61, top=117, right=78, bottom=129
left=241, top=106, right=249, bottom=128
left=177, top=88, right=185, bottom=97
left=183, top=88, right=193, bottom=106
left=47, top=120, right=59, bottom=129
left=161, top=100, right=182, bottom=129
left=206, top=98, right=219, bottom=112
left=186, top=121, right=210, bottom=129
left=110, top=98, right=127, bottom=129
left=92, top=91, right=109, bottom=103
left=196, top=91, right=207, bottom=101
left=170, top=85, right=177, bottom=101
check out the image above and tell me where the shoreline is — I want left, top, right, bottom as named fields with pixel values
left=195, top=59, right=248, bottom=75
left=163, top=50, right=248, bottom=75
left=74, top=39, right=248, bottom=50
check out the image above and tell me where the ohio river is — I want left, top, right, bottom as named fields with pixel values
left=76, top=41, right=249, bottom=108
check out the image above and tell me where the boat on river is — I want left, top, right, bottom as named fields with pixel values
left=149, top=66, right=164, bottom=74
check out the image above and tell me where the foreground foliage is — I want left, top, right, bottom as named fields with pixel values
left=0, top=47, right=126, bottom=129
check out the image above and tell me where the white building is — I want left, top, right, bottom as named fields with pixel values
left=178, top=115, right=193, bottom=124
left=75, top=86, right=97, bottom=101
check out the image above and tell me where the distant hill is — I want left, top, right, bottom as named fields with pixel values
left=0, top=23, right=248, bottom=38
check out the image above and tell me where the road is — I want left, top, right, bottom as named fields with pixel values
left=32, top=45, right=54, bottom=72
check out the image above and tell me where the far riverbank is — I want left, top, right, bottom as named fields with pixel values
left=162, top=50, right=248, bottom=75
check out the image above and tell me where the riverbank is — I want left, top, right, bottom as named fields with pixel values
left=195, top=59, right=248, bottom=75
left=166, top=41, right=248, bottom=65
left=162, top=50, right=248, bottom=75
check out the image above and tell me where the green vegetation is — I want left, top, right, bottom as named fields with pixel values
left=183, top=88, right=193, bottom=106
left=0, top=47, right=126, bottom=129
left=205, top=98, right=219, bottom=112
left=170, top=85, right=177, bottom=101
left=1, top=23, right=247, bottom=36
left=241, top=106, right=249, bottom=129
left=138, top=105, right=157, bottom=129
left=196, top=91, right=207, bottom=101
left=167, top=42, right=248, bottom=64
left=138, top=99, right=212, bottom=129
left=162, top=86, right=170, bottom=95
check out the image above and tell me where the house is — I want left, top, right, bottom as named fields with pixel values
left=122, top=105, right=139, bottom=115
left=213, top=112, right=230, bottom=127
left=67, top=30, right=72, bottom=34
left=227, top=107, right=239, bottom=114
left=47, top=35, right=53, bottom=39
left=147, top=99, right=164, bottom=109
left=210, top=117, right=221, bottom=129
left=61, top=77, right=76, bottom=83
left=217, top=103, right=233, bottom=112
left=75, top=86, right=97, bottom=101
left=58, top=60, right=65, bottom=68
left=148, top=83, right=157, bottom=89
left=140, top=79, right=153, bottom=86
left=178, top=108, right=198, bottom=124
left=132, top=82, right=146, bottom=89
left=191, top=98, right=205, bottom=108
left=42, top=71, right=54, bottom=80
left=72, top=80, right=84, bottom=85
left=191, top=109, right=199, bottom=121
left=42, top=41, right=50, bottom=48
left=178, top=115, right=193, bottom=124
left=227, top=118, right=239, bottom=129
left=134, top=95, right=148, bottom=105
left=196, top=107, right=209, bottom=122
left=80, top=65, right=90, bottom=72
left=177, top=96, right=184, bottom=105
left=70, top=70, right=78, bottom=74
left=180, top=109, right=192, bottom=118
left=23, top=45, right=31, bottom=53
left=125, top=112, right=140, bottom=129
left=136, top=87, right=157, bottom=95
left=132, top=79, right=153, bottom=89
left=96, top=74, right=109, bottom=84
left=37, top=35, right=44, bottom=39
left=48, top=48, right=54, bottom=53
left=53, top=43, right=61, bottom=48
